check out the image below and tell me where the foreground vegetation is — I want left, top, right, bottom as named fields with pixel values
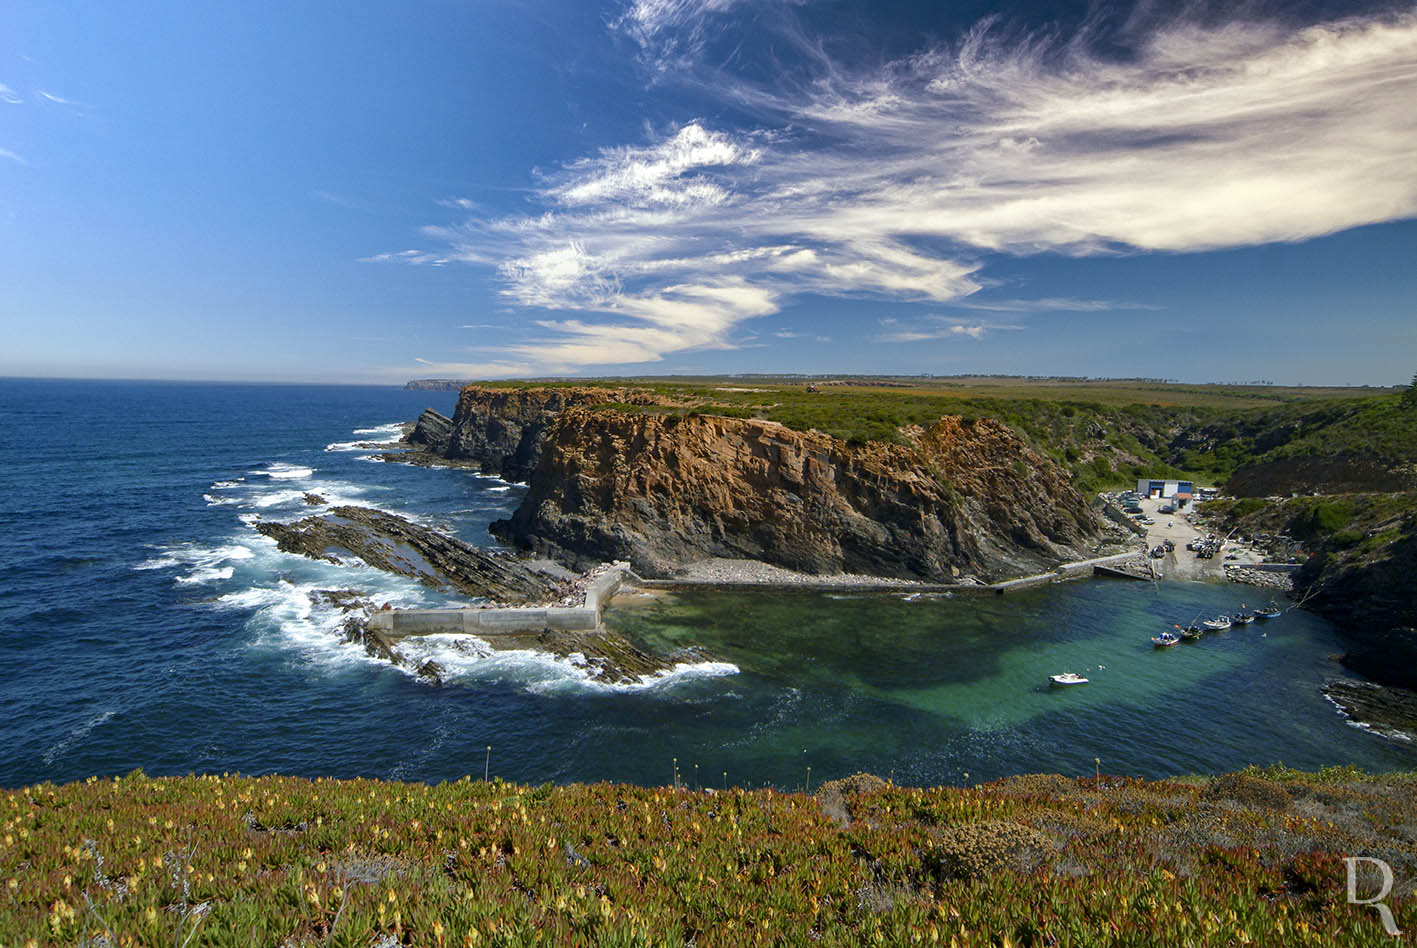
left=5, top=767, right=1415, bottom=945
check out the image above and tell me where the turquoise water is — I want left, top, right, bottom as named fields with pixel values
left=603, top=581, right=1417, bottom=787
left=1, top=378, right=1411, bottom=791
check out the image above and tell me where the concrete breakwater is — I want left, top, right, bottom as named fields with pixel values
left=367, top=564, right=630, bottom=639
left=369, top=551, right=1153, bottom=641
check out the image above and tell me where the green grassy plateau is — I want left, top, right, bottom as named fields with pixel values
left=5, top=767, right=1415, bottom=946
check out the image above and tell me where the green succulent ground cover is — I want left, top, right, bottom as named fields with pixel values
left=5, top=768, right=1414, bottom=946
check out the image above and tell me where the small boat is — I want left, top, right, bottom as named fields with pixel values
left=1049, top=672, right=1089, bottom=686
left=1152, top=631, right=1181, bottom=648
left=1180, top=626, right=1203, bottom=641
left=1255, top=604, right=1282, bottom=620
left=1232, top=612, right=1255, bottom=626
left=1201, top=615, right=1232, bottom=631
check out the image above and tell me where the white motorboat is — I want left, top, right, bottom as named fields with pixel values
left=1049, top=672, right=1089, bottom=686
left=1201, top=615, right=1233, bottom=631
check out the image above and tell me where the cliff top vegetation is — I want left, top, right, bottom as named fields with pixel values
left=443, top=376, right=1417, bottom=494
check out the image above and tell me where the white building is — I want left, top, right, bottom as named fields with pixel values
left=1136, top=478, right=1195, bottom=500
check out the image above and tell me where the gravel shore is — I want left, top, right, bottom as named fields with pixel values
left=665, top=557, right=955, bottom=588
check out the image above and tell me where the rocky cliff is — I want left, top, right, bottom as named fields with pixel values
left=491, top=408, right=1100, bottom=580
left=1298, top=521, right=1417, bottom=690
left=413, top=386, right=661, bottom=482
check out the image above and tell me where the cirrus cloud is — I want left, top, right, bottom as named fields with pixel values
left=395, top=8, right=1417, bottom=377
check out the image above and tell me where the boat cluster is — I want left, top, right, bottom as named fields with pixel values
left=1050, top=602, right=1283, bottom=685
left=1151, top=602, right=1283, bottom=648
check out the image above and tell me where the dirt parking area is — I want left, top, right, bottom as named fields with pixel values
left=1134, top=496, right=1230, bottom=582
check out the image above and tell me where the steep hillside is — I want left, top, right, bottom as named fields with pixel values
left=492, top=409, right=1099, bottom=580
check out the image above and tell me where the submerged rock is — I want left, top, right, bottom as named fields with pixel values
left=255, top=506, right=562, bottom=604
left=475, top=625, right=714, bottom=685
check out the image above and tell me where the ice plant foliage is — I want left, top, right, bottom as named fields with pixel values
left=0, top=766, right=1413, bottom=944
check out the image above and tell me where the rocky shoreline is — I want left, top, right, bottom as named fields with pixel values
left=1323, top=678, right=1417, bottom=743
left=254, top=507, right=718, bottom=686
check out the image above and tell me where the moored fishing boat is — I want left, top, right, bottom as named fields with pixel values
left=1049, top=672, right=1089, bottom=686
left=1202, top=615, right=1232, bottom=631
left=1152, top=631, right=1181, bottom=648
left=1255, top=603, right=1282, bottom=620
left=1180, top=625, right=1203, bottom=641
left=1233, top=611, right=1255, bottom=626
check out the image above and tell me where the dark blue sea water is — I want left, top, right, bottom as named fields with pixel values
left=1, top=378, right=1412, bottom=790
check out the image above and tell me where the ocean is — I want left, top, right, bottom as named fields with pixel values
left=1, top=377, right=1412, bottom=790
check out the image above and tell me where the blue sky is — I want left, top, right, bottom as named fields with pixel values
left=2, top=0, right=1415, bottom=385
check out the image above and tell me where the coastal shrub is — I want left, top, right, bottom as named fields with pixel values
left=1309, top=499, right=1353, bottom=534
left=1331, top=528, right=1364, bottom=547
left=1205, top=773, right=1292, bottom=810
left=928, top=820, right=1049, bottom=881
left=1232, top=498, right=1268, bottom=519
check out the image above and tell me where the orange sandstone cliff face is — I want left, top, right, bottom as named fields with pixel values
left=490, top=408, right=1101, bottom=581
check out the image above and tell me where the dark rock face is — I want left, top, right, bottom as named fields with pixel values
left=1297, top=523, right=1417, bottom=690
left=419, top=386, right=660, bottom=482
left=406, top=408, right=453, bottom=451
left=255, top=506, right=561, bottom=603
left=493, top=409, right=1100, bottom=581
left=1226, top=454, right=1413, bottom=497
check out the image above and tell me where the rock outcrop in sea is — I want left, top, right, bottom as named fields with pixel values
left=255, top=505, right=563, bottom=603
left=403, top=386, right=1102, bottom=581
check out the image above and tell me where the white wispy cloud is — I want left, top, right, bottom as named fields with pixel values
left=954, top=298, right=1162, bottom=314
left=0, top=147, right=27, bottom=165
left=399, top=9, right=1417, bottom=375
left=612, top=0, right=790, bottom=72
left=359, top=248, right=450, bottom=266
left=875, top=321, right=1022, bottom=343
left=0, top=83, right=21, bottom=104
left=35, top=89, right=91, bottom=110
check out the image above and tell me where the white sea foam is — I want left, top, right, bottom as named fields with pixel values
left=253, top=489, right=310, bottom=508
left=42, top=710, right=116, bottom=766
left=220, top=574, right=441, bottom=673
left=355, top=455, right=388, bottom=463
left=394, top=634, right=739, bottom=694
left=133, top=555, right=180, bottom=570
left=177, top=565, right=235, bottom=585
left=326, top=423, right=405, bottom=452
left=253, top=463, right=315, bottom=480
left=211, top=479, right=244, bottom=489
left=353, top=423, right=405, bottom=438
left=203, top=493, right=240, bottom=506
left=134, top=542, right=254, bottom=573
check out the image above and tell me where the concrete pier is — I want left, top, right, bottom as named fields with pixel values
left=367, top=564, right=629, bottom=639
